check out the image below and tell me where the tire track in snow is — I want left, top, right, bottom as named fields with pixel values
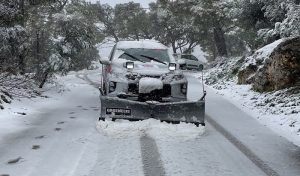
left=206, top=115, right=280, bottom=176
left=80, top=71, right=165, bottom=175
left=75, top=73, right=100, bottom=89
left=140, top=135, right=165, bottom=176
left=83, top=74, right=100, bottom=88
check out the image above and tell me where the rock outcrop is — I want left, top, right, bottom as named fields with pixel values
left=238, top=37, right=300, bottom=92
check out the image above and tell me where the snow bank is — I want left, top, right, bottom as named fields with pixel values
left=255, top=39, right=284, bottom=58
left=96, top=119, right=205, bottom=141
left=242, top=38, right=285, bottom=69
left=138, top=77, right=163, bottom=93
left=208, top=81, right=300, bottom=147
left=194, top=56, right=300, bottom=146
left=0, top=70, right=96, bottom=143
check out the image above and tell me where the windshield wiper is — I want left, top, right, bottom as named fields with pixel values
left=140, top=55, right=167, bottom=65
left=122, top=51, right=146, bottom=63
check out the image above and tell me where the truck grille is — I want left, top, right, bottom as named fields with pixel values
left=128, top=83, right=171, bottom=97
left=162, top=84, right=171, bottom=97
left=128, top=83, right=138, bottom=94
left=140, top=75, right=161, bottom=79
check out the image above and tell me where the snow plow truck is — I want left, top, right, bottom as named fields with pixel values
left=98, top=40, right=206, bottom=126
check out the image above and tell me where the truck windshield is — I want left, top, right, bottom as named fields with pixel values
left=118, top=48, right=170, bottom=63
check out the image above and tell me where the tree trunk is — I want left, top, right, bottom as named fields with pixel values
left=172, top=42, right=176, bottom=53
left=18, top=54, right=25, bottom=74
left=34, top=30, right=42, bottom=81
left=36, top=31, right=40, bottom=62
left=134, top=30, right=140, bottom=41
left=20, top=0, right=25, bottom=27
left=112, top=32, right=119, bottom=42
left=18, top=0, right=26, bottom=74
left=209, top=44, right=217, bottom=62
left=184, top=42, right=196, bottom=54
left=213, top=22, right=228, bottom=57
left=39, top=68, right=51, bottom=88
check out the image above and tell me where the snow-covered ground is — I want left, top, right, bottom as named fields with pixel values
left=0, top=69, right=206, bottom=176
left=193, top=39, right=300, bottom=147
left=1, top=66, right=300, bottom=176
left=0, top=76, right=67, bottom=144
left=97, top=119, right=204, bottom=140
left=212, top=81, right=300, bottom=147
left=0, top=70, right=144, bottom=176
left=187, top=67, right=300, bottom=147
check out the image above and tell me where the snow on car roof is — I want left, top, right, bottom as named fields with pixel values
left=116, top=40, right=168, bottom=50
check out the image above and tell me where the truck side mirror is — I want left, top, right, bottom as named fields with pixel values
left=99, top=57, right=110, bottom=65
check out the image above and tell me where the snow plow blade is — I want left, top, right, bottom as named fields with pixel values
left=99, top=96, right=205, bottom=125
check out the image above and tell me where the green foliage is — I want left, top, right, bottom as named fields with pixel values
left=0, top=0, right=21, bottom=27
left=1, top=0, right=299, bottom=87
left=54, top=12, right=102, bottom=71
left=0, top=0, right=104, bottom=88
left=114, top=2, right=151, bottom=40
left=0, top=26, right=27, bottom=73
left=149, top=0, right=203, bottom=53
left=233, top=0, right=300, bottom=47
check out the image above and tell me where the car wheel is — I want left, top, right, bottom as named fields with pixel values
left=194, top=122, right=205, bottom=127
left=180, top=64, right=187, bottom=70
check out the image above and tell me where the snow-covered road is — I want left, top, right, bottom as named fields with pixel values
left=1, top=70, right=300, bottom=176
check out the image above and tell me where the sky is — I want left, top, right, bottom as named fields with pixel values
left=86, top=0, right=155, bottom=8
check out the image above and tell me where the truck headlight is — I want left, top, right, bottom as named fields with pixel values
left=126, top=62, right=134, bottom=70
left=169, top=63, right=176, bottom=71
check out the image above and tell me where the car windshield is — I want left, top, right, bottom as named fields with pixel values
left=181, top=55, right=198, bottom=61
left=118, top=48, right=170, bottom=63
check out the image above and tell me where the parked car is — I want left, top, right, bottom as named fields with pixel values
left=174, top=54, right=203, bottom=70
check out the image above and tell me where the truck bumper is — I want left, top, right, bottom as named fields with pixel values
left=99, top=96, right=205, bottom=124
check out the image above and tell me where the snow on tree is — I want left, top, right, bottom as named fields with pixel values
left=149, top=0, right=202, bottom=53
left=0, top=1, right=20, bottom=26
left=248, top=0, right=300, bottom=43
left=258, top=4, right=300, bottom=42
left=53, top=12, right=100, bottom=71
left=1, top=0, right=102, bottom=90
left=0, top=26, right=27, bottom=73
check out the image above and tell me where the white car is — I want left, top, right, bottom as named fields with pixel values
left=99, top=40, right=206, bottom=126
left=174, top=54, right=204, bottom=70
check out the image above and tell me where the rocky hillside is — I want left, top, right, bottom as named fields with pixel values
left=204, top=37, right=300, bottom=115
left=238, top=37, right=300, bottom=92
left=202, top=38, right=300, bottom=142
